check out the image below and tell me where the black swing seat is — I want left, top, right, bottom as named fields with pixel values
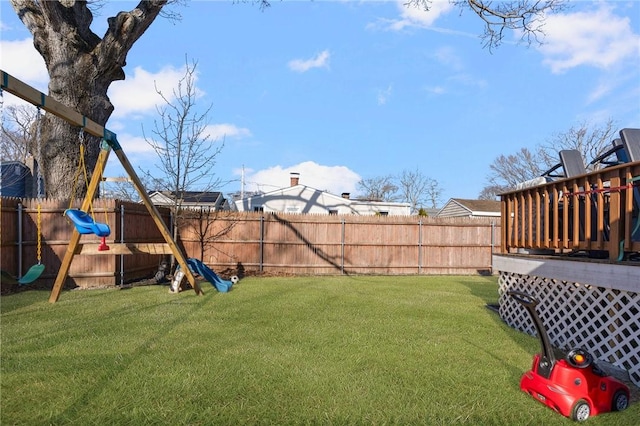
left=64, top=209, right=111, bottom=237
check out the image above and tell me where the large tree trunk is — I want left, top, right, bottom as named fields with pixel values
left=10, top=0, right=167, bottom=199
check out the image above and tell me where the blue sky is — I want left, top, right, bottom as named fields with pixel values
left=1, top=1, right=639, bottom=205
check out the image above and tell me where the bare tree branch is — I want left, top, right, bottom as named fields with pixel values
left=356, top=175, right=399, bottom=202
left=0, top=104, right=38, bottom=163
left=406, top=0, right=568, bottom=50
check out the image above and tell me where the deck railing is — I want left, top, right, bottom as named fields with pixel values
left=500, top=161, right=640, bottom=261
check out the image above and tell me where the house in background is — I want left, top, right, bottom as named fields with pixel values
left=234, top=173, right=411, bottom=216
left=148, top=191, right=229, bottom=211
left=435, top=198, right=501, bottom=218
left=0, top=158, right=43, bottom=198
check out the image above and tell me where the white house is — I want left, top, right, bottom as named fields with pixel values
left=148, top=191, right=229, bottom=211
left=234, top=173, right=411, bottom=216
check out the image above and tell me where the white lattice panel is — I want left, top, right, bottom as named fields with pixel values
left=498, top=272, right=640, bottom=387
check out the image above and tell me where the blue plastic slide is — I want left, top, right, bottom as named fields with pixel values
left=185, top=258, right=233, bottom=292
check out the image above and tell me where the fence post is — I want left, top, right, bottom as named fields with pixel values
left=17, top=202, right=23, bottom=278
left=259, top=215, right=264, bottom=272
left=119, top=204, right=124, bottom=286
left=418, top=219, right=422, bottom=274
left=491, top=220, right=495, bottom=273
left=341, top=218, right=345, bottom=275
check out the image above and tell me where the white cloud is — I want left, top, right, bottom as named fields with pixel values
left=0, top=38, right=48, bottom=105
left=242, top=161, right=361, bottom=195
left=424, top=85, right=446, bottom=95
left=115, top=133, right=155, bottom=155
left=377, top=85, right=393, bottom=105
left=108, top=65, right=197, bottom=118
left=538, top=5, right=640, bottom=73
left=396, top=0, right=454, bottom=28
left=586, top=80, right=615, bottom=105
left=288, top=50, right=331, bottom=73
left=371, top=0, right=454, bottom=31
left=447, top=73, right=487, bottom=89
left=433, top=46, right=464, bottom=71
left=204, top=123, right=252, bottom=141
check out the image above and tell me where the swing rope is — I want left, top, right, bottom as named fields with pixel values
left=69, top=130, right=91, bottom=214
left=68, top=129, right=109, bottom=226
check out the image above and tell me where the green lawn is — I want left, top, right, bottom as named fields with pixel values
left=1, top=276, right=637, bottom=425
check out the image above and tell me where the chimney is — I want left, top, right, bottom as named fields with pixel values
left=290, top=172, right=300, bottom=187
left=341, top=192, right=350, bottom=199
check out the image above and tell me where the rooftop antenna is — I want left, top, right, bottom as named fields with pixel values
left=241, top=164, right=245, bottom=199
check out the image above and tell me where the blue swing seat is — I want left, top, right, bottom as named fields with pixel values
left=64, top=209, right=111, bottom=237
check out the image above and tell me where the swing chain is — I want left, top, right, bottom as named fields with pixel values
left=36, top=107, right=43, bottom=264
left=37, top=204, right=42, bottom=265
left=70, top=128, right=89, bottom=210
left=36, top=107, right=43, bottom=198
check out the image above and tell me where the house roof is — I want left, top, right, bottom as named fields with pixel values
left=150, top=191, right=222, bottom=203
left=450, top=198, right=501, bottom=213
left=436, top=198, right=501, bottom=217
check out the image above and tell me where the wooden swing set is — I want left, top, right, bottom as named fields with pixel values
left=0, top=69, right=202, bottom=302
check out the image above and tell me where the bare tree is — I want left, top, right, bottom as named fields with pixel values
left=189, top=207, right=237, bottom=263
left=141, top=58, right=223, bottom=207
left=478, top=184, right=507, bottom=201
left=485, top=147, right=543, bottom=191
left=538, top=119, right=618, bottom=172
left=407, top=0, right=567, bottom=50
left=482, top=120, right=620, bottom=197
left=140, top=58, right=227, bottom=268
left=424, top=175, right=443, bottom=209
left=398, top=168, right=443, bottom=212
left=357, top=176, right=399, bottom=202
left=0, top=104, right=38, bottom=163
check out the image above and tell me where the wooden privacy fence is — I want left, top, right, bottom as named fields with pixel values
left=1, top=198, right=501, bottom=290
left=178, top=211, right=501, bottom=276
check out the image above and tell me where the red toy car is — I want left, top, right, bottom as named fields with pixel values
left=508, top=291, right=630, bottom=422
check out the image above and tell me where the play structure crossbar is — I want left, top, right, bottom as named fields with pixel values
left=74, top=243, right=174, bottom=256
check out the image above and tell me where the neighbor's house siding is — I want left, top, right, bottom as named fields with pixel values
left=235, top=184, right=411, bottom=216
left=436, top=198, right=501, bottom=218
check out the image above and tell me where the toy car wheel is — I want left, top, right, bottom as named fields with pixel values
left=571, top=400, right=590, bottom=422
left=612, top=390, right=629, bottom=411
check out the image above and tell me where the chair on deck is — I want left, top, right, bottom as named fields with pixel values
left=619, top=129, right=640, bottom=242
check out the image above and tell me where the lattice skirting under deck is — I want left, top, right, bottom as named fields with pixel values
left=498, top=272, right=639, bottom=387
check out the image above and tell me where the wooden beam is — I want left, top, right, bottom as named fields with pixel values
left=1, top=70, right=103, bottom=138
left=1, top=69, right=202, bottom=300
left=75, top=243, right=174, bottom=255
